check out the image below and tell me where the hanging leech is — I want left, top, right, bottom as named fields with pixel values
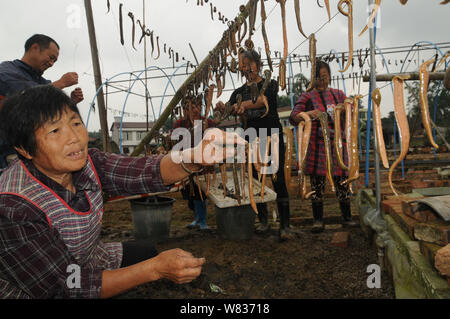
left=371, top=88, right=390, bottom=168
left=247, top=142, right=258, bottom=214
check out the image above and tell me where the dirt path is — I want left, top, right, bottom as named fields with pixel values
left=101, top=192, right=395, bottom=299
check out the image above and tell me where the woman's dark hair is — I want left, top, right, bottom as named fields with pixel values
left=242, top=49, right=263, bottom=70
left=315, top=60, right=331, bottom=83
left=24, top=34, right=60, bottom=52
left=0, top=85, right=81, bottom=156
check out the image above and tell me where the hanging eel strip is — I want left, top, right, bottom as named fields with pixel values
left=297, top=121, right=307, bottom=198
left=137, top=20, right=151, bottom=44
left=389, top=76, right=410, bottom=196
left=260, top=0, right=273, bottom=72
left=250, top=82, right=259, bottom=104
left=435, top=52, right=450, bottom=71
left=150, top=32, right=155, bottom=57
left=306, top=34, right=317, bottom=92
left=107, top=0, right=110, bottom=13
left=445, top=63, right=450, bottom=90
left=254, top=137, right=262, bottom=181
left=238, top=6, right=248, bottom=46
left=294, top=0, right=308, bottom=38
left=318, top=112, right=335, bottom=192
left=216, top=73, right=223, bottom=98
left=259, top=70, right=272, bottom=118
left=277, top=0, right=288, bottom=91
left=232, top=158, right=242, bottom=205
left=128, top=12, right=136, bottom=50
left=204, top=84, right=215, bottom=129
left=240, top=162, right=246, bottom=198
left=342, top=95, right=362, bottom=190
left=247, top=143, right=258, bottom=214
left=248, top=0, right=258, bottom=40
left=344, top=98, right=354, bottom=172
left=371, top=88, right=390, bottom=168
left=119, top=3, right=124, bottom=45
left=296, top=113, right=314, bottom=199
left=283, top=127, right=293, bottom=192
left=155, top=36, right=160, bottom=60
left=359, top=0, right=381, bottom=36
left=338, top=0, right=353, bottom=73
left=206, top=172, right=211, bottom=196
left=220, top=164, right=227, bottom=198
left=333, top=103, right=349, bottom=171
left=324, top=0, right=331, bottom=21
left=195, top=174, right=204, bottom=202
left=260, top=136, right=271, bottom=201
left=419, top=58, right=439, bottom=149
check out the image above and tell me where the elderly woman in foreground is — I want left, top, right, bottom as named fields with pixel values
left=0, top=85, right=244, bottom=298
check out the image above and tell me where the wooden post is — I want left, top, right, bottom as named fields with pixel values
left=362, top=72, right=445, bottom=82
left=84, top=0, right=110, bottom=152
left=131, top=1, right=252, bottom=156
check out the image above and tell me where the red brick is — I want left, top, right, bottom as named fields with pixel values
left=331, top=232, right=350, bottom=248
left=388, top=207, right=418, bottom=240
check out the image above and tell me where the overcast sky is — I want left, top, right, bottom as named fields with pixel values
left=1, top=0, right=449, bottom=132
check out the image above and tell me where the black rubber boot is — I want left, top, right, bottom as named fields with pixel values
left=255, top=203, right=271, bottom=234
left=311, top=201, right=325, bottom=233
left=278, top=199, right=295, bottom=241
left=340, top=201, right=357, bottom=227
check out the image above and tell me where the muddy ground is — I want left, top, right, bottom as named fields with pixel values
left=101, top=188, right=395, bottom=299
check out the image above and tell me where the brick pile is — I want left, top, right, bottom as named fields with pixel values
left=382, top=195, right=450, bottom=286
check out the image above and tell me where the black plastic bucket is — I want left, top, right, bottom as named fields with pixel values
left=129, top=196, right=175, bottom=243
left=215, top=205, right=256, bottom=240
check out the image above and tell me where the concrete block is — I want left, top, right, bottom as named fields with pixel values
left=419, top=241, right=444, bottom=269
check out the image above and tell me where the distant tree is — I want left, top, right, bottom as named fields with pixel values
left=405, top=80, right=450, bottom=131
left=277, top=94, right=292, bottom=107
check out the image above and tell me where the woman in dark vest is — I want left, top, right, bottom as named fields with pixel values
left=0, top=85, right=244, bottom=298
left=216, top=49, right=295, bottom=241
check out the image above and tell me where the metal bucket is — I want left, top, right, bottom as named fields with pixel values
left=130, top=196, right=175, bottom=243
left=215, top=205, right=256, bottom=240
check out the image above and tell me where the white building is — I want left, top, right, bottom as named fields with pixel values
left=110, top=117, right=156, bottom=154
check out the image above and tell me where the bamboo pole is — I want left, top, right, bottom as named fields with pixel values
left=84, top=0, right=110, bottom=152
left=363, top=72, right=445, bottom=82
left=131, top=2, right=251, bottom=156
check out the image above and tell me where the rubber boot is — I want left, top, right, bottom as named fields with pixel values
left=340, top=201, right=357, bottom=228
left=186, top=209, right=200, bottom=229
left=311, top=201, right=325, bottom=233
left=278, top=199, right=295, bottom=241
left=255, top=203, right=270, bottom=234
left=194, top=199, right=209, bottom=230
